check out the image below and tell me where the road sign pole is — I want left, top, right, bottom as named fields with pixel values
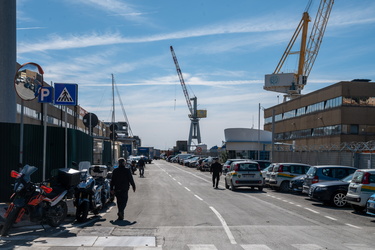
left=43, top=103, right=47, bottom=180
left=65, top=106, right=68, bottom=168
left=19, top=100, right=24, bottom=167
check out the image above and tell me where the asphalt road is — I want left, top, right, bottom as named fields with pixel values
left=1, top=160, right=375, bottom=250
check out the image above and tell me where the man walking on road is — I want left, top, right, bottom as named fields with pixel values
left=110, top=158, right=136, bottom=221
left=210, top=158, right=222, bottom=189
left=138, top=157, right=145, bottom=178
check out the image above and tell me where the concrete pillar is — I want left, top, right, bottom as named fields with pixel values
left=0, top=1, right=17, bottom=123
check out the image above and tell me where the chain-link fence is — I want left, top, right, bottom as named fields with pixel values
left=268, top=141, right=375, bottom=169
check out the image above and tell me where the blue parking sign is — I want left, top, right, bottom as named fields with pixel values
left=54, top=83, right=78, bottom=105
left=38, top=86, right=54, bottom=103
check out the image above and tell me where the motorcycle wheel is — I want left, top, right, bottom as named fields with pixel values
left=76, top=201, right=89, bottom=223
left=47, top=201, right=67, bottom=227
left=1, top=206, right=21, bottom=236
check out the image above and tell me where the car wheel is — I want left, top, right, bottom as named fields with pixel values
left=225, top=179, right=229, bottom=189
left=331, top=192, right=347, bottom=207
left=258, top=186, right=263, bottom=191
left=230, top=181, right=237, bottom=191
left=279, top=181, right=290, bottom=192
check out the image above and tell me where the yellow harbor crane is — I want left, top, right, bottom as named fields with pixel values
left=264, top=0, right=334, bottom=101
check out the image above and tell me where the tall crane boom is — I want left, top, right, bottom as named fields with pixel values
left=304, top=0, right=334, bottom=77
left=264, top=0, right=334, bottom=100
left=170, top=45, right=205, bottom=149
left=170, top=46, right=194, bottom=116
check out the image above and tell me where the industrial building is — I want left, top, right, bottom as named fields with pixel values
left=263, top=79, right=375, bottom=148
left=224, top=128, right=271, bottom=160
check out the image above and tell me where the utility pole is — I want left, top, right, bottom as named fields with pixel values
left=0, top=1, right=17, bottom=123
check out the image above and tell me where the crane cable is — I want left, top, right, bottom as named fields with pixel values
left=305, top=0, right=313, bottom=12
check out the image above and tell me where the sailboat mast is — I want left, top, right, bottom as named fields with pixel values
left=112, top=74, right=115, bottom=165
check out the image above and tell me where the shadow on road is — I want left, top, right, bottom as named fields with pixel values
left=110, top=220, right=137, bottom=226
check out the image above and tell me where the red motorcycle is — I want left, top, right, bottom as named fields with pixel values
left=1, top=165, right=69, bottom=236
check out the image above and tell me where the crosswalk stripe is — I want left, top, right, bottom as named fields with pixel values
left=291, top=244, right=323, bottom=249
left=187, top=244, right=217, bottom=249
left=241, top=244, right=272, bottom=249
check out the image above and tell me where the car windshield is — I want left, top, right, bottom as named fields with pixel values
left=341, top=174, right=353, bottom=182
left=306, top=167, right=316, bottom=176
left=238, top=163, right=259, bottom=171
left=351, top=171, right=364, bottom=183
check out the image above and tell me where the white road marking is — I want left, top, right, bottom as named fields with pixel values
left=209, top=206, right=237, bottom=245
left=345, top=223, right=361, bottom=229
left=325, top=216, right=337, bottom=221
left=178, top=182, right=182, bottom=185
left=185, top=187, right=191, bottom=192
left=194, top=195, right=203, bottom=201
left=241, top=244, right=272, bottom=250
left=305, top=207, right=319, bottom=214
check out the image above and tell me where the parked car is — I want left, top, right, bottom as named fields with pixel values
left=222, top=159, right=249, bottom=174
left=176, top=154, right=193, bottom=164
left=224, top=160, right=263, bottom=191
left=269, top=163, right=311, bottom=192
left=184, top=156, right=200, bottom=167
left=200, top=157, right=214, bottom=172
left=302, top=165, right=357, bottom=194
left=289, top=174, right=307, bottom=193
left=308, top=174, right=353, bottom=207
left=366, top=193, right=375, bottom=215
left=264, top=163, right=276, bottom=188
left=346, top=169, right=375, bottom=213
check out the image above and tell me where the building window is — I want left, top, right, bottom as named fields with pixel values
left=350, top=125, right=359, bottom=134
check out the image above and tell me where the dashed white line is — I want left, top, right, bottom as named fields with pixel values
left=194, top=195, right=203, bottom=201
left=346, top=223, right=361, bottom=229
left=185, top=187, right=191, bottom=192
left=177, top=182, right=182, bottom=185
left=325, top=216, right=337, bottom=221
left=305, top=207, right=319, bottom=214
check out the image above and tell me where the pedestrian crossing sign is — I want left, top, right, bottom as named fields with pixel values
left=54, top=83, right=78, bottom=105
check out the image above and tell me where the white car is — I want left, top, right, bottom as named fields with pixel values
left=225, top=160, right=263, bottom=191
left=346, top=169, right=375, bottom=213
left=269, top=163, right=311, bottom=192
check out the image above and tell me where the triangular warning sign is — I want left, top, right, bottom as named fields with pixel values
left=57, top=87, right=74, bottom=103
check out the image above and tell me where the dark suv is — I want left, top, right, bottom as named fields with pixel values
left=302, top=165, right=357, bottom=194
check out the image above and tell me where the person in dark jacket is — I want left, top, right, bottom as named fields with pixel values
left=110, top=158, right=136, bottom=220
left=138, top=157, right=145, bottom=177
left=210, top=158, right=222, bottom=189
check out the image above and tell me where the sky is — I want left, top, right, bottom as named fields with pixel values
left=16, top=0, right=375, bottom=150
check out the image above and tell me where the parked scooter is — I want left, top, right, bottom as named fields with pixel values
left=1, top=165, right=74, bottom=236
left=89, top=165, right=113, bottom=205
left=74, top=164, right=113, bottom=222
left=74, top=169, right=101, bottom=222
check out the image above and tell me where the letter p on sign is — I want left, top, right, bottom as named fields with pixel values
left=38, top=86, right=54, bottom=103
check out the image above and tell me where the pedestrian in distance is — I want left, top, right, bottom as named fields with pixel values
left=138, top=157, right=145, bottom=178
left=131, top=159, right=137, bottom=175
left=110, top=158, right=136, bottom=221
left=210, top=158, right=222, bottom=189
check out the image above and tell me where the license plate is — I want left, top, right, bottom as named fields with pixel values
left=243, top=174, right=254, bottom=177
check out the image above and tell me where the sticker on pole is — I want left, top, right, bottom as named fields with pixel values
left=54, top=83, right=78, bottom=105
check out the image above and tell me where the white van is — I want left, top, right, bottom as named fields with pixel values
left=346, top=169, right=375, bottom=213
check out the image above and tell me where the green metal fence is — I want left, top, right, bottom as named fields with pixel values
left=0, top=122, right=97, bottom=202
